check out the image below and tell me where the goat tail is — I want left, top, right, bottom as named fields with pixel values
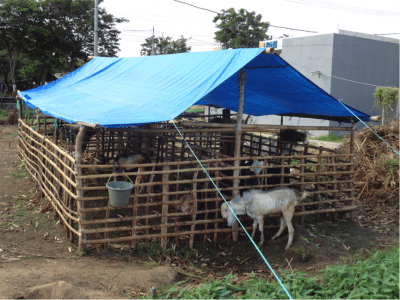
left=296, top=190, right=309, bottom=204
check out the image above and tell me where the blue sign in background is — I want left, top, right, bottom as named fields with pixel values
left=266, top=41, right=278, bottom=48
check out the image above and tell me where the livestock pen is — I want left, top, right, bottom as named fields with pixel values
left=17, top=48, right=370, bottom=252
left=18, top=115, right=357, bottom=252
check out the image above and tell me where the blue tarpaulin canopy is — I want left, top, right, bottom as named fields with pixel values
left=21, top=48, right=369, bottom=128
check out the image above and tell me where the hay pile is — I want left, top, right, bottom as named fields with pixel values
left=340, top=120, right=399, bottom=207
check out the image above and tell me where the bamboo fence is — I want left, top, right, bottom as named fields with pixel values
left=18, top=118, right=356, bottom=251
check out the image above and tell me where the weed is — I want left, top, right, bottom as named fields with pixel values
left=75, top=249, right=85, bottom=256
left=290, top=159, right=300, bottom=165
left=294, top=246, right=311, bottom=262
left=300, top=236, right=320, bottom=248
left=8, top=171, right=29, bottom=179
left=313, top=134, right=344, bottom=143
left=306, top=165, right=316, bottom=172
left=242, top=148, right=250, bottom=156
left=145, top=247, right=399, bottom=299
left=0, top=109, right=8, bottom=117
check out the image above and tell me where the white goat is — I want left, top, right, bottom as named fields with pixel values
left=221, top=187, right=308, bottom=250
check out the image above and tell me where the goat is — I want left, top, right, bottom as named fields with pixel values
left=98, top=152, right=151, bottom=172
left=177, top=194, right=197, bottom=214
left=221, top=187, right=308, bottom=250
left=242, top=160, right=291, bottom=187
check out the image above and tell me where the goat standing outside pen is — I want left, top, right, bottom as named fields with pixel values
left=221, top=187, right=308, bottom=250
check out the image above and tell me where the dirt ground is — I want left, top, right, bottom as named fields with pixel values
left=0, top=123, right=399, bottom=299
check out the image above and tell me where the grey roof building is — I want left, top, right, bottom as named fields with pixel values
left=232, top=29, right=399, bottom=135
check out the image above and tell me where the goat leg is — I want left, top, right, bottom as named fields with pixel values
left=271, top=216, right=287, bottom=240
left=283, top=208, right=295, bottom=250
left=251, top=219, right=257, bottom=239
left=258, top=217, right=265, bottom=246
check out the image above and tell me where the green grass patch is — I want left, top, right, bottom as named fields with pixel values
left=145, top=247, right=399, bottom=299
left=312, top=134, right=344, bottom=143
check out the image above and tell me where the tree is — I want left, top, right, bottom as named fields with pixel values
left=374, top=86, right=399, bottom=124
left=140, top=35, right=191, bottom=56
left=0, top=0, right=128, bottom=87
left=0, top=0, right=50, bottom=90
left=213, top=8, right=271, bottom=49
left=41, top=0, right=128, bottom=71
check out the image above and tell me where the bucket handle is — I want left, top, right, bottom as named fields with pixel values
left=107, top=171, right=134, bottom=185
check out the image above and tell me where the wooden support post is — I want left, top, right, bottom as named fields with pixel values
left=36, top=112, right=40, bottom=132
left=232, top=68, right=245, bottom=242
left=96, top=130, right=100, bottom=159
left=75, top=126, right=87, bottom=252
left=43, top=117, right=47, bottom=135
left=190, top=169, right=199, bottom=249
left=315, top=147, right=322, bottom=222
left=332, top=151, right=338, bottom=220
left=213, top=161, right=220, bottom=247
left=161, top=165, right=169, bottom=249
left=299, top=151, right=305, bottom=225
left=349, top=122, right=356, bottom=220
left=53, top=119, right=58, bottom=145
left=131, top=167, right=144, bottom=249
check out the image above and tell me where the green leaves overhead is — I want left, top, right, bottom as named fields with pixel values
left=213, top=8, right=271, bottom=49
left=140, top=35, right=191, bottom=56
left=0, top=0, right=128, bottom=85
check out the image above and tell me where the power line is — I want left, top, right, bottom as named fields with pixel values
left=290, top=61, right=399, bottom=88
left=173, top=0, right=219, bottom=14
left=268, top=25, right=316, bottom=33
left=283, top=0, right=399, bottom=16
left=173, top=0, right=319, bottom=33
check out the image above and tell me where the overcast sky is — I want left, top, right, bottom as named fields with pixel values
left=101, top=0, right=399, bottom=57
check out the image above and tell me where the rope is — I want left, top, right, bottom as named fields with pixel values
left=172, top=122, right=293, bottom=299
left=338, top=100, right=399, bottom=156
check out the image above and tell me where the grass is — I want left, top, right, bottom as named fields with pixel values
left=144, top=246, right=399, bottom=299
left=312, top=134, right=344, bottom=143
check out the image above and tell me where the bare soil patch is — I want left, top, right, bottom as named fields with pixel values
left=0, top=123, right=398, bottom=299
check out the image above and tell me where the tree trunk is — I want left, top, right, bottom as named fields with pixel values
left=7, top=48, right=20, bottom=92
left=69, top=57, right=77, bottom=72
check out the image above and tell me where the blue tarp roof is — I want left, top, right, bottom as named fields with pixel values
left=21, top=48, right=369, bottom=128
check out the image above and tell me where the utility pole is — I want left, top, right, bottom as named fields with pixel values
left=94, top=0, right=99, bottom=56
left=151, top=26, right=155, bottom=55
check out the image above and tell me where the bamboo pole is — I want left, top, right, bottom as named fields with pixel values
left=19, top=149, right=80, bottom=234
left=349, top=122, right=356, bottom=220
left=20, top=120, right=75, bottom=164
left=17, top=136, right=78, bottom=199
left=75, top=126, right=87, bottom=252
left=332, top=151, right=338, bottom=220
left=161, top=165, right=169, bottom=249
left=78, top=196, right=354, bottom=224
left=231, top=68, right=245, bottom=242
left=180, top=122, right=352, bottom=131
left=299, top=151, right=305, bottom=225
left=315, top=147, right=322, bottom=221
left=189, top=169, right=198, bottom=249
left=78, top=152, right=353, bottom=171
left=79, top=205, right=357, bottom=245
left=131, top=166, right=144, bottom=249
